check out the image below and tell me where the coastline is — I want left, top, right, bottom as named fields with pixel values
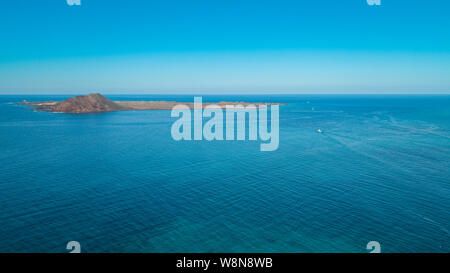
left=20, top=93, right=285, bottom=114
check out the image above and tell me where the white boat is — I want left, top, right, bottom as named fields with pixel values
left=317, top=129, right=322, bottom=133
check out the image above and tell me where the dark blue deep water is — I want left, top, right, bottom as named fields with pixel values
left=0, top=95, right=449, bottom=253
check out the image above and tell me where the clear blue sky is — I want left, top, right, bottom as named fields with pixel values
left=1, top=0, right=449, bottom=94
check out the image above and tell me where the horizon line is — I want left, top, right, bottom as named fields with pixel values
left=1, top=91, right=450, bottom=96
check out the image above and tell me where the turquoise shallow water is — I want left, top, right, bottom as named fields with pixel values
left=0, top=95, right=449, bottom=253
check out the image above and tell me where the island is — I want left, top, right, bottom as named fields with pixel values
left=21, top=93, right=284, bottom=113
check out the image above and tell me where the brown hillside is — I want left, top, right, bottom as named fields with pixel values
left=51, top=93, right=125, bottom=113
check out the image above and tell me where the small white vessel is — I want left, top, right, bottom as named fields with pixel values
left=317, top=129, right=322, bottom=133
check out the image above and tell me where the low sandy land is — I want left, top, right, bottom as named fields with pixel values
left=115, top=101, right=284, bottom=110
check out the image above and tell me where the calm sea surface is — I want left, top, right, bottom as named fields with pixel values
left=0, top=95, right=449, bottom=253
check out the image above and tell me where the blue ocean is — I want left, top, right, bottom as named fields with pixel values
left=0, top=95, right=449, bottom=253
